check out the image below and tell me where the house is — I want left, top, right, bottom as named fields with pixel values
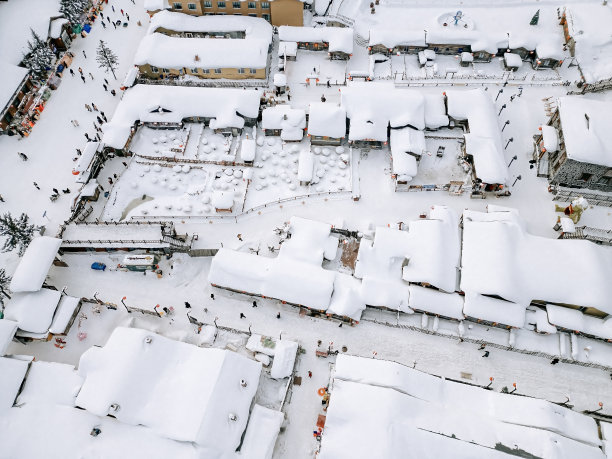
left=133, top=33, right=269, bottom=81
left=445, top=89, right=508, bottom=196
left=561, top=4, right=612, bottom=90
left=507, top=32, right=564, bottom=70
left=240, top=137, right=256, bottom=164
left=278, top=26, right=353, bottom=60
left=147, top=10, right=272, bottom=44
left=261, top=104, right=306, bottom=140
left=212, top=190, right=234, bottom=212
left=102, top=85, right=261, bottom=151
left=307, top=103, right=346, bottom=146
left=390, top=127, right=426, bottom=186
left=0, top=63, right=32, bottom=135
left=539, top=97, right=612, bottom=192
left=368, top=29, right=426, bottom=55
left=71, top=141, right=105, bottom=183
left=298, top=149, right=314, bottom=185
left=48, top=16, right=72, bottom=51
left=159, top=0, right=304, bottom=26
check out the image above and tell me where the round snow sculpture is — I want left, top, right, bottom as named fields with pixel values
left=335, top=146, right=345, bottom=154
left=181, top=165, right=190, bottom=173
left=153, top=164, right=162, bottom=173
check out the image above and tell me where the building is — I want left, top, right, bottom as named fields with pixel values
left=261, top=104, right=306, bottom=140
left=0, top=63, right=32, bottom=135
left=307, top=103, right=346, bottom=146
left=156, top=0, right=304, bottom=26
left=278, top=26, right=353, bottom=60
left=538, top=97, right=612, bottom=192
left=390, top=127, right=426, bottom=187
left=134, top=33, right=269, bottom=81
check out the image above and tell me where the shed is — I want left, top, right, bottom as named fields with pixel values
left=212, top=191, right=234, bottom=212
left=10, top=237, right=62, bottom=293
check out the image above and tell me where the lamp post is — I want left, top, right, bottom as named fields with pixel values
left=512, top=175, right=522, bottom=186
left=505, top=138, right=514, bottom=150
left=508, top=154, right=518, bottom=167
left=495, top=88, right=504, bottom=101
left=121, top=296, right=130, bottom=313
left=498, top=104, right=507, bottom=116
left=502, top=120, right=510, bottom=132
left=486, top=377, right=494, bottom=389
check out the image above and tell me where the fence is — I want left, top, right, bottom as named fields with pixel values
left=393, top=72, right=568, bottom=87
left=135, top=153, right=251, bottom=168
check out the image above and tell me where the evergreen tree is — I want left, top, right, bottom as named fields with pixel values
left=96, top=40, right=119, bottom=79
left=60, top=0, right=89, bottom=26
left=21, top=28, right=54, bottom=80
left=0, top=213, right=41, bottom=256
left=530, top=9, right=540, bottom=26
left=0, top=269, right=11, bottom=308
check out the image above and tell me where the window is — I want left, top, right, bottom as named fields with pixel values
left=262, top=13, right=270, bottom=20
left=217, top=1, right=226, bottom=8
left=233, top=1, right=241, bottom=8
left=203, top=69, right=210, bottom=74
left=203, top=0, right=212, bottom=7
left=248, top=13, right=256, bottom=16
left=261, top=1, right=270, bottom=8
left=578, top=172, right=593, bottom=182
left=191, top=68, right=199, bottom=73
left=249, top=68, right=257, bottom=74
left=151, top=66, right=159, bottom=73
left=162, top=68, right=170, bottom=73
left=173, top=2, right=183, bottom=9
left=187, top=2, right=196, bottom=9
left=248, top=1, right=256, bottom=8
left=214, top=68, right=222, bottom=74
left=238, top=68, right=245, bottom=74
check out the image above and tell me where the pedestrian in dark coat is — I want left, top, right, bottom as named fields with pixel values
left=81, top=75, right=86, bottom=83
left=101, top=112, right=108, bottom=122
left=70, top=68, right=75, bottom=76
left=240, top=313, right=246, bottom=319
left=276, top=312, right=281, bottom=319
left=53, top=188, right=59, bottom=194
left=84, top=133, right=91, bottom=141
left=103, top=84, right=108, bottom=91
left=210, top=293, right=215, bottom=300
left=89, top=72, right=94, bottom=80
left=252, top=300, right=257, bottom=308
left=111, top=89, right=116, bottom=96
left=33, top=182, right=40, bottom=189
left=97, top=116, right=103, bottom=124
left=185, top=302, right=191, bottom=309
left=101, top=21, right=106, bottom=29
left=92, top=103, right=98, bottom=111
left=126, top=13, right=130, bottom=20
left=104, top=78, right=109, bottom=85
left=83, top=50, right=87, bottom=58
left=112, top=22, right=116, bottom=29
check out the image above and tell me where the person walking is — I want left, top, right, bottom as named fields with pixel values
left=103, top=83, right=108, bottom=91
left=110, top=89, right=116, bottom=96
left=126, top=13, right=130, bottom=20
left=93, top=121, right=98, bottom=130
left=78, top=67, right=83, bottom=75
left=92, top=103, right=98, bottom=111
left=95, top=132, right=101, bottom=141
left=482, top=351, right=490, bottom=358
left=308, top=371, right=312, bottom=378
left=84, top=133, right=91, bottom=141
left=210, top=293, right=215, bottom=300
left=33, top=182, right=40, bottom=190
left=120, top=8, right=124, bottom=15
left=112, top=21, right=116, bottom=29
left=108, top=177, right=113, bottom=185
left=252, top=300, right=257, bottom=308
left=89, top=72, right=94, bottom=80
left=276, top=312, right=281, bottom=319
left=112, top=5, right=115, bottom=11
left=96, top=115, right=103, bottom=124
left=100, top=12, right=104, bottom=19
left=100, top=111, right=107, bottom=122
left=101, top=20, right=106, bottom=29
left=18, top=152, right=28, bottom=161
left=240, top=313, right=246, bottom=319
left=83, top=50, right=87, bottom=58
left=80, top=75, right=86, bottom=83
left=69, top=68, right=75, bottom=76
left=52, top=188, right=59, bottom=194
left=0, top=195, right=4, bottom=202
left=104, top=78, right=109, bottom=85
left=184, top=301, right=191, bottom=309
left=72, top=119, right=80, bottom=127
left=76, top=148, right=82, bottom=156
left=85, top=104, right=92, bottom=112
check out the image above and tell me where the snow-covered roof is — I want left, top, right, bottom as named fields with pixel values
left=298, top=149, right=315, bottom=182
left=0, top=62, right=29, bottom=116
left=0, top=320, right=18, bottom=356
left=541, top=125, right=559, bottom=152
left=408, top=285, right=464, bottom=320
left=504, top=52, right=523, bottom=68
left=369, top=29, right=426, bottom=48
left=9, top=236, right=62, bottom=293
left=48, top=17, right=68, bottom=39
left=273, top=72, right=287, bottom=87
left=76, top=327, right=262, bottom=450
left=278, top=41, right=298, bottom=57
left=239, top=404, right=284, bottom=459
left=461, top=208, right=612, bottom=314
left=144, top=0, right=169, bottom=11
left=148, top=10, right=273, bottom=44
left=262, top=105, right=306, bottom=141
left=270, top=340, right=298, bottom=379
left=564, top=3, right=612, bottom=83
left=241, top=138, right=256, bottom=162
left=122, top=66, right=139, bottom=89
left=212, top=190, right=234, bottom=210
left=447, top=89, right=507, bottom=185
left=48, top=295, right=81, bottom=335
left=390, top=127, right=425, bottom=180
left=0, top=357, right=29, bottom=409
left=134, top=33, right=269, bottom=70
left=72, top=141, right=100, bottom=183
left=279, top=26, right=353, bottom=54
left=546, top=304, right=612, bottom=340
left=327, top=273, right=365, bottom=320
left=102, top=85, right=260, bottom=149
left=341, top=83, right=425, bottom=142
left=3, top=289, right=62, bottom=334
left=321, top=355, right=602, bottom=458
left=280, top=217, right=337, bottom=265
left=15, top=361, right=83, bottom=407
left=427, top=28, right=507, bottom=54
left=308, top=103, right=346, bottom=138
left=463, top=293, right=527, bottom=328
left=557, top=97, right=612, bottom=168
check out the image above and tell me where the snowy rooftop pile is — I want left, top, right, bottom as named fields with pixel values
left=350, top=5, right=564, bottom=57
left=261, top=105, right=306, bottom=141
left=564, top=3, right=612, bottom=83
left=134, top=33, right=269, bottom=70
left=148, top=10, right=273, bottom=44
left=0, top=357, right=29, bottom=409
left=556, top=97, right=612, bottom=168
left=461, top=207, right=612, bottom=322
left=209, top=217, right=366, bottom=318
left=320, top=355, right=602, bottom=458
left=76, top=327, right=265, bottom=452
left=0, top=62, right=29, bottom=116
left=72, top=141, right=100, bottom=183
left=144, top=0, right=169, bottom=11
left=390, top=127, right=425, bottom=181
left=546, top=304, right=612, bottom=341
left=446, top=89, right=507, bottom=185
left=102, top=85, right=260, bottom=149
left=307, top=103, right=346, bottom=139
left=355, top=206, right=459, bottom=312
left=278, top=26, right=353, bottom=54
left=3, top=289, right=61, bottom=336
left=0, top=320, right=18, bottom=356
left=341, top=83, right=448, bottom=142
left=9, top=236, right=61, bottom=292
left=15, top=361, right=83, bottom=407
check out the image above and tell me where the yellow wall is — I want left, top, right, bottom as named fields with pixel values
left=139, top=63, right=266, bottom=79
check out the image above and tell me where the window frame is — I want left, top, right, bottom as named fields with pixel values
left=232, top=1, right=241, bottom=8
left=214, top=68, right=222, bottom=74
left=173, top=2, right=183, bottom=9
left=203, top=0, right=212, bottom=7
left=187, top=2, right=196, bottom=9
left=217, top=0, right=226, bottom=8
left=247, top=1, right=256, bottom=9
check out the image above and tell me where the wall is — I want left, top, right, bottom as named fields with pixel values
left=270, top=0, right=303, bottom=26
left=139, top=63, right=266, bottom=79
left=550, top=158, right=612, bottom=192
left=170, top=0, right=271, bottom=20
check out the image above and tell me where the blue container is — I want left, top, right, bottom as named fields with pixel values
left=83, top=23, right=92, bottom=33
left=91, top=262, right=106, bottom=271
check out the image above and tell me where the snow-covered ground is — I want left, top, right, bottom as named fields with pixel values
left=2, top=0, right=612, bottom=457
